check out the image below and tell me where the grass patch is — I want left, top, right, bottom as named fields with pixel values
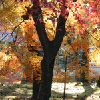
left=20, top=85, right=27, bottom=88
left=19, top=84, right=32, bottom=90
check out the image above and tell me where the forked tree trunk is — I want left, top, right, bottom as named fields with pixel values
left=26, top=1, right=67, bottom=99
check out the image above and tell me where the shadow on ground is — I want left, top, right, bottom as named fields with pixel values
left=0, top=80, right=32, bottom=99
left=0, top=81, right=99, bottom=100
left=74, top=82, right=98, bottom=100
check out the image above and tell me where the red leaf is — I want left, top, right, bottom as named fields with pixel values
left=39, top=18, right=43, bottom=23
left=92, top=28, right=97, bottom=33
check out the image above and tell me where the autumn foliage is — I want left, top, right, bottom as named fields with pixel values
left=0, top=0, right=100, bottom=85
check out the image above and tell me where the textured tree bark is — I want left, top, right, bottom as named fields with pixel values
left=37, top=58, right=55, bottom=100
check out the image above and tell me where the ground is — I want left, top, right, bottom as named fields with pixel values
left=0, top=81, right=100, bottom=100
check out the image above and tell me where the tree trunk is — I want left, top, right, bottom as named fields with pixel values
left=31, top=78, right=40, bottom=100
left=37, top=58, right=55, bottom=100
left=30, top=58, right=55, bottom=100
left=81, top=52, right=89, bottom=83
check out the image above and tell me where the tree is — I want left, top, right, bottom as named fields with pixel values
left=0, top=0, right=100, bottom=100
left=0, top=0, right=69, bottom=99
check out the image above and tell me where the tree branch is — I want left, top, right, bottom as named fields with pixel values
left=0, top=20, right=23, bottom=42
left=53, top=14, right=66, bottom=51
left=32, top=1, right=50, bottom=55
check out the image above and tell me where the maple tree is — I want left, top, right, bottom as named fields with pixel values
left=0, top=0, right=100, bottom=100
